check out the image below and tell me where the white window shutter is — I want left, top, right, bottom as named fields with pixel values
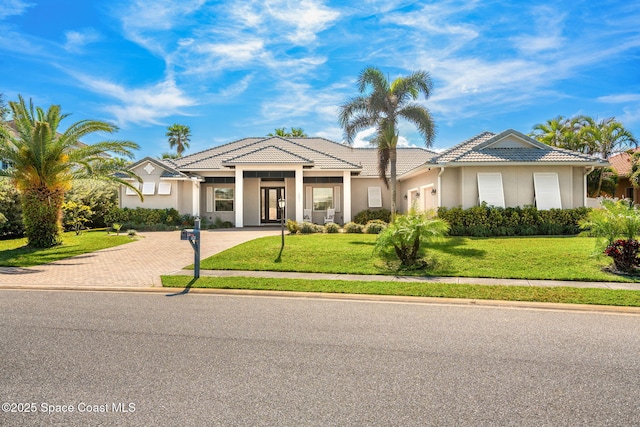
left=334, top=186, right=341, bottom=212
left=534, top=173, right=562, bottom=210
left=158, top=182, right=172, bottom=195
left=368, top=187, right=382, bottom=208
left=125, top=182, right=138, bottom=196
left=142, top=182, right=155, bottom=195
left=477, top=173, right=505, bottom=208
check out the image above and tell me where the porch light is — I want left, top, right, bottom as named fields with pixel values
left=278, top=198, right=286, bottom=209
left=431, top=188, right=437, bottom=195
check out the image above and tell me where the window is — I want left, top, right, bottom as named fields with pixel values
left=477, top=173, right=505, bottom=208
left=368, top=187, right=382, bottom=208
left=313, top=188, right=333, bottom=211
left=214, top=188, right=234, bottom=212
left=158, top=182, right=172, bottom=195
left=142, top=182, right=155, bottom=195
left=125, top=182, right=139, bottom=196
left=626, top=187, right=635, bottom=201
left=533, top=173, right=562, bottom=210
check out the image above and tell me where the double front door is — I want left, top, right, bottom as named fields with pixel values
left=261, top=187, right=285, bottom=223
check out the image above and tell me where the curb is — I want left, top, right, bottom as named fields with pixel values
left=2, top=284, right=639, bottom=315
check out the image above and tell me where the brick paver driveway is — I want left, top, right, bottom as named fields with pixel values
left=0, top=229, right=280, bottom=288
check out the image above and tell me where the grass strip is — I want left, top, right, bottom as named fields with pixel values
left=161, top=276, right=640, bottom=307
left=0, top=231, right=135, bottom=267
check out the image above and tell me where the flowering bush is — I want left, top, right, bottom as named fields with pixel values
left=604, top=239, right=640, bottom=273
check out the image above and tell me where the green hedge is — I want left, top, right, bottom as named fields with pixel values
left=437, top=204, right=590, bottom=237
left=353, top=208, right=391, bottom=225
left=105, top=207, right=192, bottom=231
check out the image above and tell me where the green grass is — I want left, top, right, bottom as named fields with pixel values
left=199, top=234, right=634, bottom=282
left=0, top=231, right=135, bottom=267
left=161, top=276, right=640, bottom=307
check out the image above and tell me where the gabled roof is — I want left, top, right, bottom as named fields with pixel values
left=127, top=156, right=188, bottom=179
left=169, top=136, right=436, bottom=177
left=431, top=129, right=608, bottom=166
left=222, top=145, right=314, bottom=166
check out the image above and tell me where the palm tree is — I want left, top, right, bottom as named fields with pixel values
left=339, top=66, right=436, bottom=216
left=0, top=95, right=140, bottom=248
left=166, top=124, right=191, bottom=157
left=267, top=127, right=307, bottom=137
left=580, top=117, right=637, bottom=196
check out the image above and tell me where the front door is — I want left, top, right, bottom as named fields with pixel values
left=261, top=187, right=285, bottom=223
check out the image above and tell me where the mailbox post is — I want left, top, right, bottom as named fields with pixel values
left=180, top=216, right=201, bottom=279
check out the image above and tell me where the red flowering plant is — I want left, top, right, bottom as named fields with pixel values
left=604, top=239, right=640, bottom=273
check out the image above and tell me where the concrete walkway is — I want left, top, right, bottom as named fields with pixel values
left=1, top=228, right=639, bottom=291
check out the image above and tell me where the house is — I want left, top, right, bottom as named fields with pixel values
left=120, top=130, right=608, bottom=226
left=608, top=150, right=640, bottom=202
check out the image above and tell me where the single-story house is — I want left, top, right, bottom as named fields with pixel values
left=608, top=149, right=640, bottom=202
left=120, top=129, right=608, bottom=226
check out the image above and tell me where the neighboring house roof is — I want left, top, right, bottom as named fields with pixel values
left=609, top=149, right=640, bottom=177
left=431, top=129, right=609, bottom=166
left=169, top=136, right=437, bottom=177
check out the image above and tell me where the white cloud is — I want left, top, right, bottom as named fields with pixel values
left=64, top=28, right=101, bottom=52
left=216, top=74, right=254, bottom=98
left=74, top=75, right=196, bottom=126
left=598, top=94, right=640, bottom=104
left=263, top=0, right=340, bottom=44
left=0, top=0, right=34, bottom=19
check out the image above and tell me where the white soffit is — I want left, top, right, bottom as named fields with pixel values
left=477, top=173, right=505, bottom=208
left=534, top=172, right=562, bottom=210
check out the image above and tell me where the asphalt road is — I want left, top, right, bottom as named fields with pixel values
left=1, top=290, right=639, bottom=426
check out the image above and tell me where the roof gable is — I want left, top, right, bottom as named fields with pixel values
left=432, top=130, right=607, bottom=166
left=222, top=145, right=314, bottom=165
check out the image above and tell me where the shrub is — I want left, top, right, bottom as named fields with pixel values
left=604, top=239, right=640, bottom=273
left=62, top=201, right=93, bottom=235
left=438, top=204, right=590, bottom=237
left=0, top=178, right=24, bottom=239
left=65, top=180, right=118, bottom=228
left=364, top=219, right=387, bottom=234
left=324, top=222, right=341, bottom=233
left=299, top=221, right=319, bottom=234
left=105, top=207, right=185, bottom=231
left=343, top=222, right=364, bottom=233
left=374, top=212, right=450, bottom=269
left=286, top=219, right=299, bottom=234
left=127, top=229, right=138, bottom=237
left=353, top=209, right=391, bottom=225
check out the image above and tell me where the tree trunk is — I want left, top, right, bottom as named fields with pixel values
left=390, top=147, right=397, bottom=219
left=21, top=186, right=64, bottom=248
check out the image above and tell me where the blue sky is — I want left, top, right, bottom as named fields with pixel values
left=1, top=0, right=639, bottom=159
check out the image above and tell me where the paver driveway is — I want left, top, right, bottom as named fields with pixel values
left=0, top=229, right=280, bottom=288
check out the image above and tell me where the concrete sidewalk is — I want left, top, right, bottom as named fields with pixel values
left=172, top=269, right=640, bottom=291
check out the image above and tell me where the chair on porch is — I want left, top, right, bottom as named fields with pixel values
left=324, top=208, right=335, bottom=224
left=303, top=209, right=312, bottom=222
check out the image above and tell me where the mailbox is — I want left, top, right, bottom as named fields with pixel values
left=181, top=229, right=197, bottom=240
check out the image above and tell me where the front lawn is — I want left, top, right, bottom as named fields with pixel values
left=0, top=231, right=135, bottom=267
left=198, top=234, right=633, bottom=282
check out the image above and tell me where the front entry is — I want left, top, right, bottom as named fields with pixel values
left=261, top=187, right=285, bottom=223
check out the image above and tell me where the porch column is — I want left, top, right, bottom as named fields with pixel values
left=295, top=165, right=304, bottom=223
left=343, top=170, right=352, bottom=223
left=191, top=178, right=200, bottom=216
left=235, top=167, right=244, bottom=227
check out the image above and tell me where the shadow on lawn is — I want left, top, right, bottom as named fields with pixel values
left=429, top=237, right=487, bottom=258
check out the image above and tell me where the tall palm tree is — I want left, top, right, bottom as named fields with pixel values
left=0, top=95, right=141, bottom=248
left=339, top=66, right=436, bottom=216
left=166, top=123, right=191, bottom=157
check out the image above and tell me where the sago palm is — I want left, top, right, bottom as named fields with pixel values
left=0, top=95, right=140, bottom=247
left=339, top=66, right=436, bottom=216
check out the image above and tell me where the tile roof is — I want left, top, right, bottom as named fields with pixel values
left=171, top=136, right=437, bottom=177
left=608, top=149, right=640, bottom=176
left=431, top=129, right=608, bottom=165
